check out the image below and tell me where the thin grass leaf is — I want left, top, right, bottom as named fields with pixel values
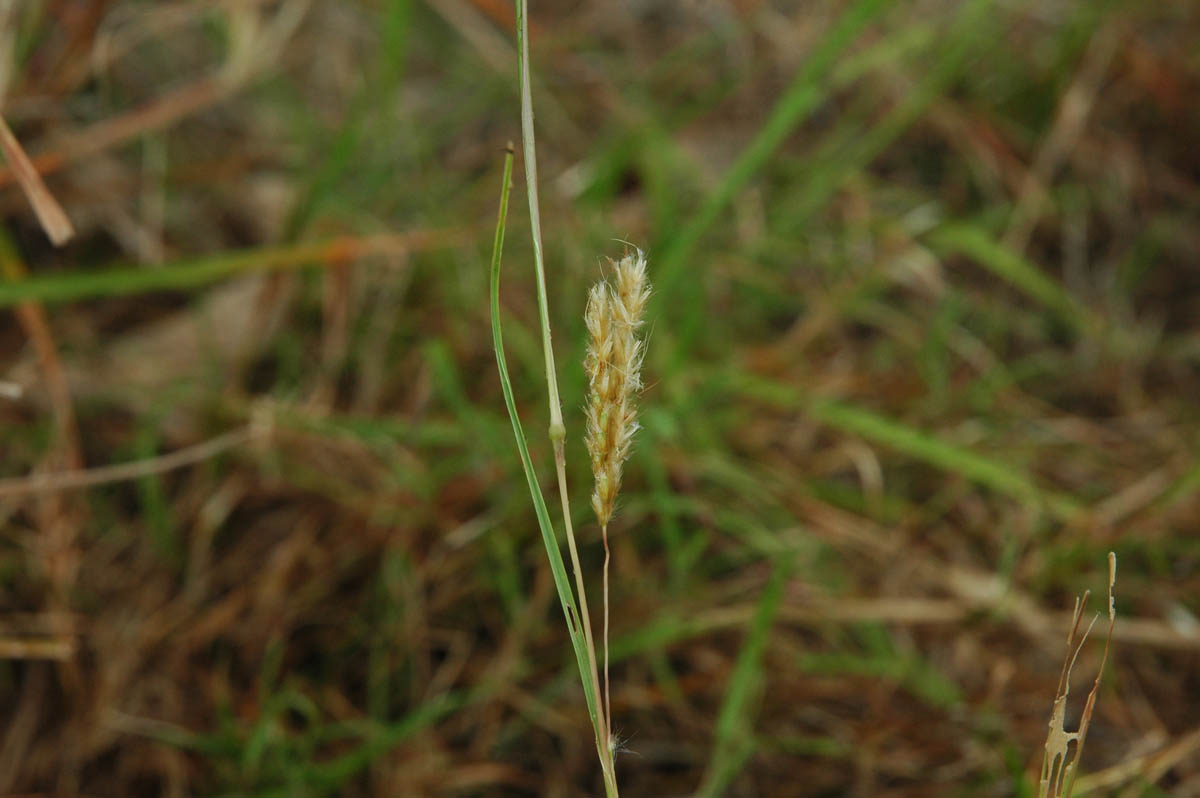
left=655, top=0, right=890, bottom=364
left=0, top=232, right=454, bottom=307
left=928, top=223, right=1098, bottom=336
left=514, top=1, right=615, bottom=790
left=783, top=0, right=997, bottom=226
left=733, top=372, right=1084, bottom=521
left=254, top=691, right=468, bottom=797
left=487, top=146, right=608, bottom=770
left=696, top=556, right=793, bottom=798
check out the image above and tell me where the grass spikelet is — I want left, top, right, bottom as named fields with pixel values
left=585, top=250, right=649, bottom=528
left=584, top=248, right=649, bottom=751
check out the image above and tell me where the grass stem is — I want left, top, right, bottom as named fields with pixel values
left=511, top=1, right=619, bottom=785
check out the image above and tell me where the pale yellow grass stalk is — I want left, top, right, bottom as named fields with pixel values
left=584, top=250, right=649, bottom=742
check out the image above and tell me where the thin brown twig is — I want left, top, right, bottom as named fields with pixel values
left=0, top=638, right=74, bottom=661
left=0, top=427, right=256, bottom=500
left=0, top=1, right=311, bottom=197
left=0, top=77, right=224, bottom=192
left=1072, top=726, right=1200, bottom=794
left=0, top=115, right=74, bottom=245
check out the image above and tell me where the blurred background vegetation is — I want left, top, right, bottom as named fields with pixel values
left=0, top=0, right=1198, bottom=795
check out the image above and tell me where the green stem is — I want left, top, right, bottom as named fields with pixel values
left=514, top=0, right=616, bottom=792
left=488, top=145, right=615, bottom=794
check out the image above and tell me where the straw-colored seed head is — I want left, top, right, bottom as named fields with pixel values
left=585, top=250, right=649, bottom=528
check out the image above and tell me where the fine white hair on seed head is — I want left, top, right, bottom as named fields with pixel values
left=584, top=250, right=649, bottom=528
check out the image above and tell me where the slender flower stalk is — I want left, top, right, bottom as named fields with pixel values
left=514, top=1, right=616, bottom=791
left=489, top=144, right=614, bottom=794
left=584, top=250, right=650, bottom=740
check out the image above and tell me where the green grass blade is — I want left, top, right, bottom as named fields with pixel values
left=487, top=147, right=606, bottom=750
left=251, top=692, right=467, bottom=797
left=0, top=232, right=453, bottom=307
left=696, top=555, right=793, bottom=798
left=654, top=0, right=890, bottom=352
left=734, top=373, right=1083, bottom=521
left=928, top=223, right=1098, bottom=335
left=784, top=0, right=997, bottom=227
left=282, top=0, right=411, bottom=238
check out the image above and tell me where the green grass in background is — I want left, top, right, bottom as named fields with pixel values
left=0, top=0, right=1197, bottom=796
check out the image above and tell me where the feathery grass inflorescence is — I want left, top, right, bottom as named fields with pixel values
left=585, top=251, right=649, bottom=527
left=584, top=249, right=650, bottom=746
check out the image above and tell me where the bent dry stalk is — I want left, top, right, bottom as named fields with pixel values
left=1039, top=552, right=1117, bottom=798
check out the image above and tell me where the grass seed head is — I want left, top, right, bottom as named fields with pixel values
left=585, top=250, right=650, bottom=528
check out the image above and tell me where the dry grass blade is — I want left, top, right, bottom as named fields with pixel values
left=0, top=638, right=74, bottom=661
left=1073, top=726, right=1200, bottom=794
left=1039, top=553, right=1117, bottom=798
left=0, top=115, right=74, bottom=246
left=0, top=426, right=257, bottom=499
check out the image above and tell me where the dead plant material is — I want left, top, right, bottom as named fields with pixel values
left=1039, top=552, right=1118, bottom=798
left=0, top=115, right=74, bottom=246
